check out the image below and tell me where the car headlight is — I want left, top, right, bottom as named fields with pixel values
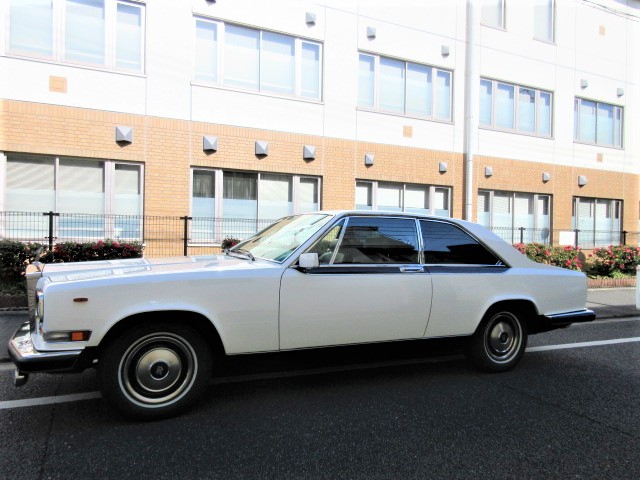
left=35, top=288, right=44, bottom=334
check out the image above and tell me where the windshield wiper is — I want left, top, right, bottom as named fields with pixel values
left=224, top=248, right=255, bottom=261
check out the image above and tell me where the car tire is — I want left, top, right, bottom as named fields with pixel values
left=99, top=322, right=212, bottom=420
left=467, top=308, right=527, bottom=372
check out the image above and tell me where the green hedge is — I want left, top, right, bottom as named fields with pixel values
left=0, top=239, right=143, bottom=286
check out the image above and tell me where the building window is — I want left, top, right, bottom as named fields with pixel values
left=358, top=53, right=452, bottom=122
left=194, top=18, right=322, bottom=101
left=355, top=181, right=451, bottom=217
left=2, top=153, right=143, bottom=240
left=534, top=0, right=555, bottom=43
left=574, top=98, right=623, bottom=148
left=190, top=169, right=321, bottom=243
left=481, top=0, right=505, bottom=29
left=477, top=190, right=551, bottom=244
left=480, top=79, right=552, bottom=137
left=8, top=0, right=145, bottom=73
left=573, top=197, right=622, bottom=247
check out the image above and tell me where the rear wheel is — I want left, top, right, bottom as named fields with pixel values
left=467, top=309, right=527, bottom=372
left=99, top=322, right=212, bottom=420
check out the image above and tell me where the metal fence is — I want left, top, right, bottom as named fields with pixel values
left=0, top=211, right=637, bottom=257
left=0, top=211, right=276, bottom=257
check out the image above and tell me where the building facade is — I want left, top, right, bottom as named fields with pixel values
left=0, top=0, right=638, bottom=255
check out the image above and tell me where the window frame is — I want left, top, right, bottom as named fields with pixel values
left=533, top=0, right=555, bottom=44
left=477, top=189, right=552, bottom=244
left=572, top=196, right=622, bottom=247
left=357, top=52, right=453, bottom=123
left=1, top=152, right=144, bottom=240
left=193, top=16, right=323, bottom=102
left=355, top=180, right=451, bottom=217
left=6, top=0, right=146, bottom=74
left=573, top=97, right=624, bottom=149
left=479, top=78, right=553, bottom=138
left=481, top=0, right=506, bottom=30
left=189, top=168, right=322, bottom=245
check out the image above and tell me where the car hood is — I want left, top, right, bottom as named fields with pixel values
left=37, top=255, right=278, bottom=283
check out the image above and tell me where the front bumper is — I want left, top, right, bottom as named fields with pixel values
left=8, top=322, right=84, bottom=380
left=543, top=308, right=596, bottom=327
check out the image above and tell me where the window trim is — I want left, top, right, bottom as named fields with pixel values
left=355, top=180, right=451, bottom=217
left=479, top=78, right=553, bottom=138
left=572, top=196, right=622, bottom=247
left=192, top=16, right=323, bottom=102
left=189, top=168, right=322, bottom=245
left=1, top=152, right=144, bottom=240
left=533, top=0, right=556, bottom=44
left=477, top=189, right=552, bottom=244
left=481, top=0, right=506, bottom=30
left=6, top=0, right=146, bottom=74
left=573, top=97, right=624, bottom=149
left=357, top=52, right=453, bottom=123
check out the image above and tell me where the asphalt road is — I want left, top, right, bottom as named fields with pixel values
left=1, top=314, right=640, bottom=480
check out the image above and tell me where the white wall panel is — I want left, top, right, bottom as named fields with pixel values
left=0, top=57, right=146, bottom=113
left=191, top=86, right=324, bottom=135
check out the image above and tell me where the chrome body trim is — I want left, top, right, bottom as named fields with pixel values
left=543, top=309, right=596, bottom=325
left=9, top=322, right=82, bottom=365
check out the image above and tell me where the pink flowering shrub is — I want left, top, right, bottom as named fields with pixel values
left=590, top=245, right=640, bottom=276
left=49, top=240, right=143, bottom=263
left=514, top=243, right=582, bottom=271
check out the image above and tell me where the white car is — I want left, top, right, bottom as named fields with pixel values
left=9, top=211, right=594, bottom=419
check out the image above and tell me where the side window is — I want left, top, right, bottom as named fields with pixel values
left=306, top=221, right=345, bottom=264
left=420, top=220, right=501, bottom=265
left=334, top=217, right=419, bottom=265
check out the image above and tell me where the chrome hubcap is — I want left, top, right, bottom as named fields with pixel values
left=119, top=333, right=198, bottom=406
left=484, top=313, right=522, bottom=363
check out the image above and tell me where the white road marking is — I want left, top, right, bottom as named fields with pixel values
left=1, top=335, right=640, bottom=410
left=526, top=336, right=640, bottom=352
left=0, top=392, right=102, bottom=410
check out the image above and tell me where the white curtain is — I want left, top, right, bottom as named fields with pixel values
left=65, top=0, right=105, bottom=65
left=10, top=0, right=53, bottom=57
left=116, top=2, right=142, bottom=71
left=224, top=25, right=259, bottom=90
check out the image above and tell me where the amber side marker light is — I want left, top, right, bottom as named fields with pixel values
left=43, top=331, right=92, bottom=342
left=73, top=298, right=89, bottom=303
left=71, top=331, right=90, bottom=341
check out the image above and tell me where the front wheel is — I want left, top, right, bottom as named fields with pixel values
left=466, top=309, right=527, bottom=372
left=99, top=322, right=212, bottom=420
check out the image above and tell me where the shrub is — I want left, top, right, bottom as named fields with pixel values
left=50, top=240, right=143, bottom=263
left=514, top=243, right=583, bottom=271
left=0, top=239, right=143, bottom=292
left=589, top=245, right=640, bottom=276
left=221, top=237, right=241, bottom=249
left=0, top=240, right=48, bottom=282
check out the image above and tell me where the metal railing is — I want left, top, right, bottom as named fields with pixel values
left=1, top=211, right=637, bottom=257
left=0, top=211, right=276, bottom=258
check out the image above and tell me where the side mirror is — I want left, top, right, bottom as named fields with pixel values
left=298, top=253, right=319, bottom=270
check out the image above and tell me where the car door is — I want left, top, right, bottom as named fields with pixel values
left=419, top=219, right=511, bottom=338
left=279, top=216, right=433, bottom=350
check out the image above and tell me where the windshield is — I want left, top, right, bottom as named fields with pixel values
left=230, top=213, right=334, bottom=262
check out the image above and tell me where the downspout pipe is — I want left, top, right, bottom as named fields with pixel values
left=464, top=0, right=480, bottom=221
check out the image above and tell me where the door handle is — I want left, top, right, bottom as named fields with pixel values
left=399, top=266, right=424, bottom=273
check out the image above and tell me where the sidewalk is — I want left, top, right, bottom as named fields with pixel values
left=586, top=287, right=638, bottom=320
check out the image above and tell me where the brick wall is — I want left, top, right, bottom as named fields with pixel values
left=1, top=99, right=638, bottom=238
